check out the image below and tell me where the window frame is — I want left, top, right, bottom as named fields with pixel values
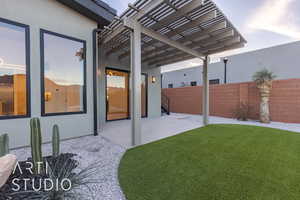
left=0, top=17, right=31, bottom=120
left=40, top=29, right=87, bottom=116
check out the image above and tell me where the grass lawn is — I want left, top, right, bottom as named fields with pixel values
left=119, top=124, right=300, bottom=200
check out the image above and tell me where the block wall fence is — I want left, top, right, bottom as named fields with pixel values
left=162, top=79, right=300, bottom=123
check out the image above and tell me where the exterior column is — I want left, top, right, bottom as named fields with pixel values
left=202, top=56, right=209, bottom=125
left=130, top=22, right=142, bottom=146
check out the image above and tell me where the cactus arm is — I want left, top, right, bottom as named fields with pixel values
left=0, top=134, right=9, bottom=157
left=52, top=124, right=60, bottom=157
left=4, top=134, right=9, bottom=155
left=30, top=118, right=43, bottom=174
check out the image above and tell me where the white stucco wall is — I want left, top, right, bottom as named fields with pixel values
left=162, top=41, right=300, bottom=88
left=0, top=0, right=97, bottom=148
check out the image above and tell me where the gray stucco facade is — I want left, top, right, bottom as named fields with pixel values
left=0, top=0, right=161, bottom=148
left=162, top=41, right=300, bottom=88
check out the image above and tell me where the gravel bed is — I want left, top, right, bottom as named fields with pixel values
left=11, top=135, right=127, bottom=200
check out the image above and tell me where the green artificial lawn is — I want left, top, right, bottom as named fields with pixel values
left=119, top=124, right=300, bottom=200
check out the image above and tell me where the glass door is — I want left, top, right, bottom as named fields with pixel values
left=106, top=69, right=129, bottom=121
left=106, top=68, right=148, bottom=121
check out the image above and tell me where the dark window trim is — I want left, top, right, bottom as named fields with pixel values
left=40, top=29, right=87, bottom=117
left=191, top=81, right=197, bottom=86
left=168, top=83, right=173, bottom=88
left=105, top=67, right=148, bottom=122
left=209, top=79, right=220, bottom=85
left=0, top=17, right=31, bottom=120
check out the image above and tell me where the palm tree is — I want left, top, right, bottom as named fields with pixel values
left=253, top=69, right=276, bottom=123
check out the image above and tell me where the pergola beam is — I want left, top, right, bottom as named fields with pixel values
left=154, top=55, right=194, bottom=67
left=118, top=10, right=218, bottom=59
left=103, top=0, right=165, bottom=45
left=124, top=18, right=205, bottom=59
left=149, top=0, right=205, bottom=31
left=146, top=35, right=238, bottom=66
left=143, top=28, right=233, bottom=63
left=122, top=21, right=226, bottom=61
left=201, top=36, right=241, bottom=52
left=206, top=42, right=244, bottom=55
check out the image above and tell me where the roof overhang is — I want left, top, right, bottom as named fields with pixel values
left=56, top=0, right=116, bottom=26
left=99, top=0, right=246, bottom=67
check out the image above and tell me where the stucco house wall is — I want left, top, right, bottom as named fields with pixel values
left=162, top=41, right=300, bottom=88
left=0, top=0, right=162, bottom=148
left=0, top=0, right=96, bottom=148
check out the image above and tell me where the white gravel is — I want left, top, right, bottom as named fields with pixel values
left=12, top=135, right=127, bottom=200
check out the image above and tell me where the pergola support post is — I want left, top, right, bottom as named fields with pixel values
left=130, top=22, right=142, bottom=146
left=202, top=56, right=209, bottom=126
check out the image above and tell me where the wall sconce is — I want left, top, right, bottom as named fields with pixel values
left=151, top=76, right=156, bottom=83
left=45, top=92, right=52, bottom=102
left=75, top=48, right=85, bottom=61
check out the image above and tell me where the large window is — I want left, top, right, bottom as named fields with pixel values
left=0, top=18, right=30, bottom=119
left=41, top=30, right=86, bottom=116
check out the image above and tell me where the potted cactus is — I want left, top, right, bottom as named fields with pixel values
left=253, top=69, right=276, bottom=123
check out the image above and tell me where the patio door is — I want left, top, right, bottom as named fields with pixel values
left=106, top=68, right=147, bottom=121
left=106, top=69, right=130, bottom=121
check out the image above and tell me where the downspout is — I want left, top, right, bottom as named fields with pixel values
left=92, top=28, right=103, bottom=136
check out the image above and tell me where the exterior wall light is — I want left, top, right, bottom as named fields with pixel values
left=151, top=76, right=156, bottom=83
left=45, top=92, right=52, bottom=102
left=223, top=57, right=228, bottom=84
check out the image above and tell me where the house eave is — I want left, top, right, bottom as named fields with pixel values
left=56, top=0, right=116, bottom=26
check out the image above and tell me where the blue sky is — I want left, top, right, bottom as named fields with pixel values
left=102, top=0, right=300, bottom=71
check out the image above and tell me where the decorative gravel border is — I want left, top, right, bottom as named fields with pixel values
left=12, top=135, right=127, bottom=200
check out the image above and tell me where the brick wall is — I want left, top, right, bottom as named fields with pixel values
left=162, top=79, right=300, bottom=123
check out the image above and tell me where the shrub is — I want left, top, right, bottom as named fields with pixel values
left=234, top=103, right=250, bottom=121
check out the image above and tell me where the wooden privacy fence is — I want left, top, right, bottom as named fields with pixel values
left=162, top=79, right=300, bottom=123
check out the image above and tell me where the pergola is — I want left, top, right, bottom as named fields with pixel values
left=98, top=0, right=246, bottom=146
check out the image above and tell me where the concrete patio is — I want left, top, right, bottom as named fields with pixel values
left=100, top=113, right=300, bottom=148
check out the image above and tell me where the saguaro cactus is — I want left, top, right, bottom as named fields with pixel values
left=0, top=133, right=9, bottom=157
left=30, top=118, right=43, bottom=174
left=52, top=124, right=60, bottom=157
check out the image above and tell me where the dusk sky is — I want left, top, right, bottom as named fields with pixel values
left=102, top=0, right=300, bottom=72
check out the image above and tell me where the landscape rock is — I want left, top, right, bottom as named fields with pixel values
left=0, top=154, right=17, bottom=188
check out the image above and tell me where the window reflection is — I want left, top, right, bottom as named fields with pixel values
left=42, top=31, right=86, bottom=114
left=0, top=21, right=28, bottom=117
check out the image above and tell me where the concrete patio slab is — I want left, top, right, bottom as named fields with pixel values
left=100, top=113, right=300, bottom=148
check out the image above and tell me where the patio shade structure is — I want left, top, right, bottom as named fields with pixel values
left=98, top=0, right=246, bottom=146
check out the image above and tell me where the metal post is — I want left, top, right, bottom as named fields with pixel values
left=130, top=22, right=142, bottom=146
left=223, top=58, right=228, bottom=84
left=202, top=56, right=209, bottom=126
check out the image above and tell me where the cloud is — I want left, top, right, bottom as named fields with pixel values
left=247, top=0, right=300, bottom=39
